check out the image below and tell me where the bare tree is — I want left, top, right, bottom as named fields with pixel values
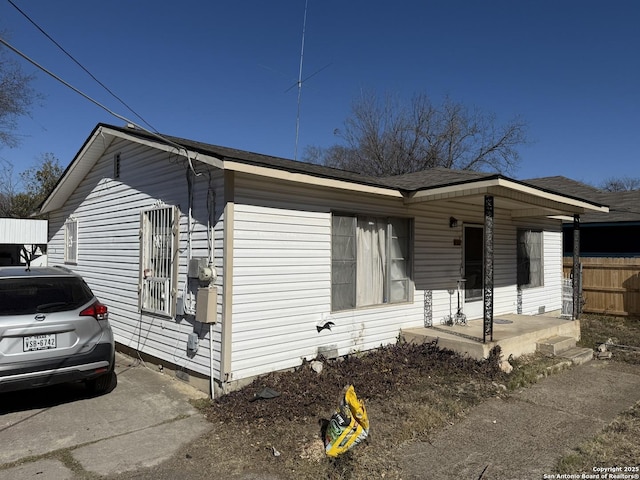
left=0, top=30, right=39, bottom=148
left=0, top=153, right=63, bottom=218
left=304, top=92, right=528, bottom=177
left=600, top=176, right=640, bottom=192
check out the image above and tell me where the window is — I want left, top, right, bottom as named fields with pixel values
left=517, top=229, right=543, bottom=289
left=140, top=206, right=179, bottom=316
left=331, top=214, right=411, bottom=311
left=64, top=218, right=78, bottom=264
left=0, top=277, right=93, bottom=315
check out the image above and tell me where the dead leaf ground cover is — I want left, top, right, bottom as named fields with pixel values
left=108, top=315, right=638, bottom=480
left=190, top=341, right=512, bottom=480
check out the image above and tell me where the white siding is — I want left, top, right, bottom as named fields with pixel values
left=46, top=133, right=567, bottom=387
left=518, top=228, right=563, bottom=315
left=409, top=200, right=520, bottom=323
left=47, top=138, right=224, bottom=380
left=228, top=175, right=567, bottom=381
left=0, top=219, right=48, bottom=244
left=229, top=175, right=422, bottom=380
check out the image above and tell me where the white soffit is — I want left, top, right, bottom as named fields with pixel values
left=404, top=177, right=609, bottom=215
left=224, top=160, right=403, bottom=198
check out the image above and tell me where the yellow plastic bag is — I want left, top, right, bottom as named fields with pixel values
left=324, top=385, right=369, bottom=457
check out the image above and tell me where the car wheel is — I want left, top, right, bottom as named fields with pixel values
left=86, top=355, right=116, bottom=394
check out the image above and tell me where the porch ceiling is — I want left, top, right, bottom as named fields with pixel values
left=403, top=178, right=609, bottom=218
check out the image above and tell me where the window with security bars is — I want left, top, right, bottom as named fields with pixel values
left=140, top=206, right=178, bottom=317
left=64, top=218, right=78, bottom=264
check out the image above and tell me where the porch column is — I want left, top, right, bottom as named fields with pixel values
left=572, top=214, right=581, bottom=320
left=483, top=195, right=494, bottom=342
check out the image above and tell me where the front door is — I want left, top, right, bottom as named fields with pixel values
left=463, top=225, right=484, bottom=319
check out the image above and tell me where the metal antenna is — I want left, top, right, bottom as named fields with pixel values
left=294, top=0, right=308, bottom=160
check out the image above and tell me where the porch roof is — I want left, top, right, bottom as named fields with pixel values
left=40, top=123, right=609, bottom=219
left=391, top=171, right=609, bottom=218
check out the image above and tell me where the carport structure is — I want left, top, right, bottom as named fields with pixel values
left=0, top=218, right=48, bottom=266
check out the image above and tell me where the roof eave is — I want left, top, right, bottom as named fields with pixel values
left=403, top=177, right=609, bottom=215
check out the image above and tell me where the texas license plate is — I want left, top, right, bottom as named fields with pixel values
left=23, top=334, right=57, bottom=352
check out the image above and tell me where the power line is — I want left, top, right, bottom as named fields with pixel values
left=7, top=0, right=158, bottom=133
left=0, top=35, right=191, bottom=161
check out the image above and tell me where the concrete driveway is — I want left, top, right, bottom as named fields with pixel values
left=0, top=352, right=211, bottom=479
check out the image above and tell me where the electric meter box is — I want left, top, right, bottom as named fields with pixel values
left=195, top=287, right=217, bottom=324
left=188, top=258, right=208, bottom=278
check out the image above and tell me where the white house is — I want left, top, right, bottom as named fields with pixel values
left=39, top=123, right=608, bottom=396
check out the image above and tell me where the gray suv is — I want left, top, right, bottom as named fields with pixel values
left=0, top=266, right=115, bottom=394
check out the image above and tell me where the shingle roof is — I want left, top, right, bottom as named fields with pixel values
left=105, top=123, right=390, bottom=189
left=103, top=124, right=612, bottom=212
left=379, top=167, right=497, bottom=190
left=526, top=176, right=640, bottom=224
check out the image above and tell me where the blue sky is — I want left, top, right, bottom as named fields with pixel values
left=0, top=0, right=638, bottom=187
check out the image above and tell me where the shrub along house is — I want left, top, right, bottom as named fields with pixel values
left=38, top=123, right=608, bottom=395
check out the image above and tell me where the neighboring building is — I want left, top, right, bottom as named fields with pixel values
left=38, top=124, right=608, bottom=395
left=0, top=218, right=48, bottom=266
left=528, top=177, right=639, bottom=316
left=527, top=177, right=640, bottom=257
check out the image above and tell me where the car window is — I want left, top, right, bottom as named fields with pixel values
left=0, top=277, right=94, bottom=315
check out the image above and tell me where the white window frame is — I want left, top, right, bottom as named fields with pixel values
left=64, top=217, right=78, bottom=264
left=517, top=228, right=544, bottom=289
left=139, top=205, right=179, bottom=317
left=331, top=213, right=412, bottom=312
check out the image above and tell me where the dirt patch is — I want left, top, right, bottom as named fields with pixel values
left=579, top=315, right=640, bottom=364
left=189, top=341, right=507, bottom=479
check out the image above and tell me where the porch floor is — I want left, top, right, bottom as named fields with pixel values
left=402, top=314, right=580, bottom=361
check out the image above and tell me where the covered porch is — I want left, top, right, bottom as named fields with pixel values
left=402, top=313, right=589, bottom=363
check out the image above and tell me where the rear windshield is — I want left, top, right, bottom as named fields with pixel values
left=0, top=277, right=94, bottom=315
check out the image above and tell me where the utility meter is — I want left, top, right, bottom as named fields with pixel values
left=198, top=266, right=214, bottom=282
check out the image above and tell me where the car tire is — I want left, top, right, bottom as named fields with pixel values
left=86, top=370, right=115, bottom=394
left=86, top=355, right=116, bottom=395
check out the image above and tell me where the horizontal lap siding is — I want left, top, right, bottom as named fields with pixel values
left=47, top=139, right=224, bottom=379
left=410, top=201, right=518, bottom=322
left=231, top=202, right=331, bottom=380
left=410, top=201, right=563, bottom=323
left=230, top=176, right=422, bottom=381
left=519, top=228, right=563, bottom=315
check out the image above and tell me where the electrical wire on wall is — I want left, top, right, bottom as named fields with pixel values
left=206, top=171, right=216, bottom=268
left=206, top=170, right=217, bottom=398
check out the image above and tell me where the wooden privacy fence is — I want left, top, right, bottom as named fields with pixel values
left=563, top=257, right=640, bottom=317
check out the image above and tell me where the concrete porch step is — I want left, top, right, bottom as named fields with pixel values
left=537, top=336, right=576, bottom=356
left=558, top=347, right=594, bottom=365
